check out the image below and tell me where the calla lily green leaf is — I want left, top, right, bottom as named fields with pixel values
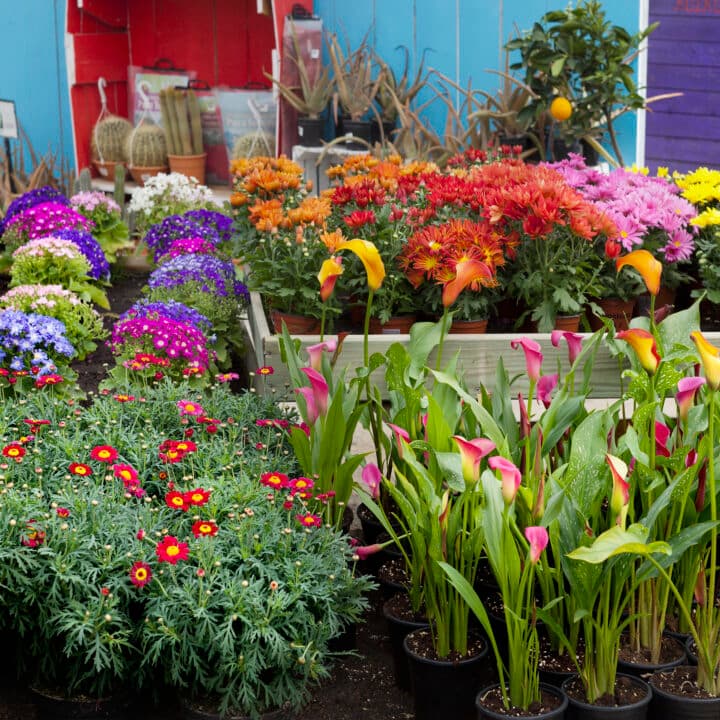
left=567, top=524, right=671, bottom=564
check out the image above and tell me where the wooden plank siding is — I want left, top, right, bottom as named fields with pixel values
left=646, top=0, right=720, bottom=173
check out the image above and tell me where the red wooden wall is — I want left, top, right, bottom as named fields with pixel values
left=67, top=0, right=282, bottom=176
left=645, top=0, right=720, bottom=172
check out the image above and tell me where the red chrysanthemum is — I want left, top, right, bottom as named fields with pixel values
left=69, top=462, right=93, bottom=476
left=177, top=399, right=205, bottom=417
left=129, top=561, right=152, bottom=588
left=156, top=536, right=190, bottom=564
left=2, top=443, right=25, bottom=459
left=113, top=463, right=139, bottom=486
left=261, top=471, right=290, bottom=490
left=90, top=445, right=118, bottom=463
left=257, top=366, right=274, bottom=375
left=290, top=477, right=314, bottom=494
left=56, top=507, right=70, bottom=518
left=113, top=394, right=135, bottom=402
left=21, top=520, right=46, bottom=547
left=191, top=520, right=219, bottom=538
left=165, top=491, right=190, bottom=512
left=296, top=513, right=322, bottom=528
left=185, top=488, right=211, bottom=506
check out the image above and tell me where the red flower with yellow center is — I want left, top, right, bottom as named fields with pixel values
left=2, top=443, right=25, bottom=459
left=69, top=462, right=92, bottom=476
left=129, top=561, right=152, bottom=588
left=186, top=488, right=211, bottom=506
left=113, top=463, right=139, bottom=486
left=192, top=520, right=219, bottom=538
left=290, top=477, right=314, bottom=493
left=114, top=394, right=135, bottom=402
left=296, top=513, right=322, bottom=528
left=165, top=491, right=190, bottom=512
left=90, top=445, right=118, bottom=463
left=21, top=520, right=46, bottom=547
left=261, top=471, right=290, bottom=490
left=257, top=366, right=274, bottom=376
left=156, top=536, right=189, bottom=564
left=56, top=507, right=70, bottom=518
left=177, top=399, right=205, bottom=417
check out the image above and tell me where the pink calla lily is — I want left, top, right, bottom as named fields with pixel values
left=488, top=455, right=522, bottom=505
left=524, top=526, right=549, bottom=564
left=537, top=374, right=559, bottom=409
left=510, top=337, right=543, bottom=382
left=360, top=463, right=382, bottom=499
left=676, top=376, right=706, bottom=421
left=452, top=435, right=496, bottom=485
left=295, top=367, right=329, bottom=425
left=307, top=340, right=338, bottom=371
left=551, top=330, right=583, bottom=365
left=387, top=422, right=410, bottom=458
left=655, top=421, right=671, bottom=458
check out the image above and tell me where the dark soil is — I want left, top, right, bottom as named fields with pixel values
left=649, top=665, right=718, bottom=700
left=476, top=685, right=565, bottom=717
left=562, top=674, right=649, bottom=708
left=618, top=634, right=687, bottom=667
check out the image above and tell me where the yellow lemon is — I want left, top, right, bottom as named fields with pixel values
left=550, top=97, right=572, bottom=122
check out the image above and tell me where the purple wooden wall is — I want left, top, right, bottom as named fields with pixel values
left=646, top=0, right=720, bottom=172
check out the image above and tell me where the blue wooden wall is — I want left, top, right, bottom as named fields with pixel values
left=2, top=0, right=74, bottom=171
left=315, top=0, right=640, bottom=165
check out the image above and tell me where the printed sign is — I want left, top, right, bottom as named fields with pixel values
left=0, top=100, right=18, bottom=139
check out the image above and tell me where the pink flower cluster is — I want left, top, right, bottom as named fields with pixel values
left=70, top=191, right=121, bottom=214
left=12, top=236, right=86, bottom=262
left=4, top=201, right=93, bottom=240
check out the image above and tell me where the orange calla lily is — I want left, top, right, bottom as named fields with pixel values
left=690, top=330, right=720, bottom=390
left=616, top=328, right=660, bottom=374
left=336, top=239, right=385, bottom=291
left=441, top=259, right=494, bottom=307
left=318, top=256, right=343, bottom=302
left=616, top=250, right=662, bottom=296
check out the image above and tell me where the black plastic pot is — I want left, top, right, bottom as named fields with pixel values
left=561, top=673, right=652, bottom=720
left=179, top=698, right=290, bottom=720
left=383, top=594, right=429, bottom=691
left=476, top=683, right=568, bottom=720
left=649, top=666, right=720, bottom=720
left=297, top=115, right=323, bottom=146
left=403, top=627, right=492, bottom=720
left=30, top=687, right=134, bottom=720
left=617, top=635, right=687, bottom=677
left=338, top=118, right=372, bottom=148
left=371, top=119, right=396, bottom=144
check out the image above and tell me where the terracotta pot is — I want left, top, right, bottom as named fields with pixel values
left=128, top=165, right=168, bottom=186
left=588, top=298, right=636, bottom=332
left=553, top=314, right=582, bottom=333
left=168, top=153, right=207, bottom=185
left=368, top=315, right=416, bottom=334
left=449, top=318, right=489, bottom=334
left=636, top=286, right=676, bottom=318
left=270, top=310, right=320, bottom=335
left=92, top=160, right=126, bottom=180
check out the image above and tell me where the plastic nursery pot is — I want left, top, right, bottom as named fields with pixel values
left=561, top=673, right=652, bottom=720
left=617, top=634, right=687, bottom=678
left=403, top=627, right=492, bottom=720
left=29, top=687, right=134, bottom=720
left=297, top=115, right=323, bottom=146
left=179, top=698, right=292, bottom=720
left=382, top=593, right=429, bottom=691
left=476, top=683, right=568, bottom=720
left=649, top=666, right=720, bottom=720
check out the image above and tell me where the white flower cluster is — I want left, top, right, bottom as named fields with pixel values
left=128, top=172, right=216, bottom=218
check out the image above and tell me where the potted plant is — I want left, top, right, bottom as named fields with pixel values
left=265, top=21, right=335, bottom=146
left=505, top=0, right=658, bottom=165
left=159, top=87, right=206, bottom=184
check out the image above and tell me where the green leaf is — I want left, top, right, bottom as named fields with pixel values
left=435, top=451, right=464, bottom=493
left=550, top=56, right=567, bottom=76
left=567, top=524, right=671, bottom=564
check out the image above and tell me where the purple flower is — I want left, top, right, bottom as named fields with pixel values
left=148, top=254, right=248, bottom=301
left=51, top=228, right=110, bottom=280
left=0, top=309, right=75, bottom=372
left=143, top=215, right=220, bottom=262
left=1, top=187, right=69, bottom=235
left=162, top=237, right=219, bottom=261
left=120, top=299, right=214, bottom=336
left=184, top=209, right=233, bottom=244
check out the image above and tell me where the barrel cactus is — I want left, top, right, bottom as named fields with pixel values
left=91, top=115, right=133, bottom=163
left=126, top=121, right=168, bottom=168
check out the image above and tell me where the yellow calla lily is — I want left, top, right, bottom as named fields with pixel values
left=616, top=250, right=662, bottom=296
left=616, top=329, right=660, bottom=375
left=690, top=330, right=720, bottom=390
left=317, top=256, right=343, bottom=302
left=336, top=239, right=385, bottom=291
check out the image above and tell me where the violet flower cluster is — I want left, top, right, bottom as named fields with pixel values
left=549, top=155, right=697, bottom=262
left=0, top=309, right=75, bottom=374
left=52, top=228, right=110, bottom=280
left=1, top=187, right=69, bottom=234
left=162, top=237, right=219, bottom=261
left=147, top=254, right=249, bottom=302
left=2, top=202, right=94, bottom=245
left=143, top=215, right=220, bottom=262
left=109, top=315, right=211, bottom=373
left=184, top=209, right=234, bottom=245
left=120, top=299, right=214, bottom=337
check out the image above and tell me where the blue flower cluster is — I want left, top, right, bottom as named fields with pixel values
left=144, top=215, right=221, bottom=262
left=147, top=254, right=249, bottom=301
left=120, top=299, right=214, bottom=337
left=0, top=309, right=75, bottom=374
left=184, top=209, right=234, bottom=245
left=52, top=228, right=110, bottom=280
left=1, top=186, right=69, bottom=235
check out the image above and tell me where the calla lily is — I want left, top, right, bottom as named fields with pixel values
left=452, top=435, right=496, bottom=485
left=616, top=249, right=662, bottom=296
left=510, top=337, right=543, bottom=382
left=441, top=259, right=494, bottom=307
left=655, top=421, right=671, bottom=458
left=387, top=422, right=410, bottom=458
left=360, top=463, right=382, bottom=499
left=355, top=543, right=386, bottom=561
left=318, top=256, right=343, bottom=301
left=306, top=340, right=337, bottom=372
left=676, top=376, right=706, bottom=421
left=294, top=367, right=329, bottom=425
left=524, top=526, right=549, bottom=564
left=537, top=374, right=559, bottom=409
left=690, top=330, right=720, bottom=390
left=518, top=393, right=531, bottom=440
left=488, top=456, right=522, bottom=505
left=607, top=453, right=629, bottom=528
left=550, top=330, right=583, bottom=365
left=616, top=329, right=660, bottom=375
left=337, top=239, right=385, bottom=291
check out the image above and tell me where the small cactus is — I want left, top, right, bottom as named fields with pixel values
left=232, top=132, right=275, bottom=159
left=125, top=121, right=168, bottom=168
left=91, top=115, right=133, bottom=163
